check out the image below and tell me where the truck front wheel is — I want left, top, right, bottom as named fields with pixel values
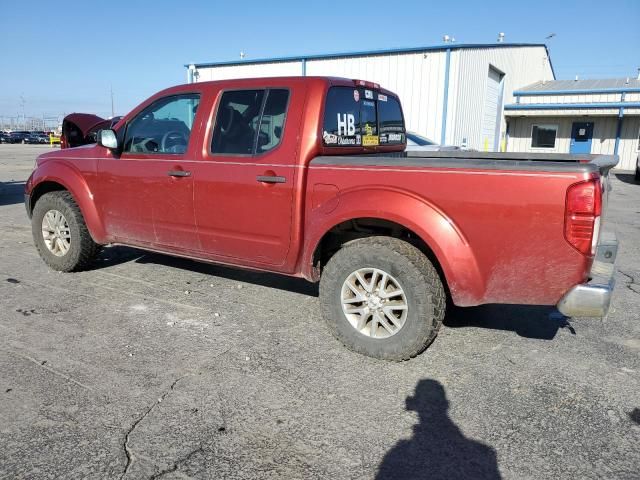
left=31, top=191, right=101, bottom=272
left=319, top=236, right=446, bottom=361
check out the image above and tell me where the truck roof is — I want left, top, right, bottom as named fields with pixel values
left=155, top=76, right=399, bottom=98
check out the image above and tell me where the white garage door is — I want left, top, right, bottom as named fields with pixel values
left=481, top=67, right=503, bottom=151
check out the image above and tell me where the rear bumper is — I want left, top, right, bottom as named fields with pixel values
left=557, top=231, right=618, bottom=317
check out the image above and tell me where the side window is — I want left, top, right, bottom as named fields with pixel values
left=124, top=94, right=200, bottom=154
left=378, top=95, right=405, bottom=145
left=257, top=89, right=289, bottom=153
left=211, top=89, right=289, bottom=155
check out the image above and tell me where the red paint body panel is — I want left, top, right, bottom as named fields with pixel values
left=25, top=77, right=599, bottom=307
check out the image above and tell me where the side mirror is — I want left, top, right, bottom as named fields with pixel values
left=97, top=129, right=119, bottom=150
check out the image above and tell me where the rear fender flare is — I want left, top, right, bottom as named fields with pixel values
left=302, top=187, right=485, bottom=306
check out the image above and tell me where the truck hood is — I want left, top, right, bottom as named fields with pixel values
left=36, top=144, right=96, bottom=166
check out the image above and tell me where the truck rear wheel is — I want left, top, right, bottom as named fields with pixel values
left=31, top=191, right=100, bottom=272
left=319, top=236, right=446, bottom=361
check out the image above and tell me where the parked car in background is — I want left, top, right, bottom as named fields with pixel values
left=0, top=132, right=10, bottom=143
left=25, top=76, right=618, bottom=361
left=6, top=131, right=31, bottom=144
left=405, top=131, right=461, bottom=151
left=24, top=132, right=49, bottom=144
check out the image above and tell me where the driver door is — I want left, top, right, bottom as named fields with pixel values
left=97, top=92, right=203, bottom=252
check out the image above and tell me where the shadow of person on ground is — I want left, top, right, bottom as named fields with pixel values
left=377, top=379, right=501, bottom=480
left=0, top=181, right=26, bottom=207
left=444, top=304, right=574, bottom=340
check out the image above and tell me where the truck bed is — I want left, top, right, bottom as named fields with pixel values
left=306, top=152, right=612, bottom=307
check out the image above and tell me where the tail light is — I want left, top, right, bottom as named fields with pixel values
left=564, top=179, right=602, bottom=256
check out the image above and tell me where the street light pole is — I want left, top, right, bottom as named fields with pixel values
left=110, top=85, right=115, bottom=118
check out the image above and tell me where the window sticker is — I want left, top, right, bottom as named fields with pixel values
left=337, top=135, right=361, bottom=146
left=364, top=90, right=374, bottom=99
left=336, top=113, right=356, bottom=136
left=378, top=93, right=387, bottom=102
left=364, top=123, right=374, bottom=136
left=362, top=135, right=379, bottom=146
left=379, top=132, right=404, bottom=144
left=353, top=90, right=360, bottom=102
left=323, top=131, right=337, bottom=144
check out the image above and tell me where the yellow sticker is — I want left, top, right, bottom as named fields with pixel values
left=362, top=135, right=379, bottom=146
left=364, top=123, right=373, bottom=136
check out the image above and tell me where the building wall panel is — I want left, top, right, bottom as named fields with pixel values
left=507, top=115, right=639, bottom=169
left=305, top=51, right=448, bottom=142
left=451, top=46, right=554, bottom=150
left=195, top=61, right=302, bottom=81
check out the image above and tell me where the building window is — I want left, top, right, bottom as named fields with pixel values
left=531, top=124, right=558, bottom=149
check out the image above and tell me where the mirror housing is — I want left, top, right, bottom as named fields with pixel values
left=97, top=129, right=119, bottom=150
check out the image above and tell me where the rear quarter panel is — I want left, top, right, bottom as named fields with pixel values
left=303, top=161, right=594, bottom=307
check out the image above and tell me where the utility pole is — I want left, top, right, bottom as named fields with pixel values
left=110, top=85, right=115, bottom=118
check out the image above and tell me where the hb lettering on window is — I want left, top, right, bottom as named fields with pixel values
left=337, top=114, right=355, bottom=136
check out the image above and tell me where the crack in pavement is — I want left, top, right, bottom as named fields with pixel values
left=2, top=347, right=94, bottom=391
left=120, top=374, right=191, bottom=480
left=619, top=271, right=640, bottom=295
left=149, top=446, right=204, bottom=479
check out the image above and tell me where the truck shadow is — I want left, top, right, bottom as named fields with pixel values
left=96, top=247, right=319, bottom=297
left=376, top=378, right=501, bottom=480
left=613, top=173, right=638, bottom=185
left=96, top=246, right=570, bottom=336
left=0, top=181, right=26, bottom=207
left=444, top=304, right=574, bottom=340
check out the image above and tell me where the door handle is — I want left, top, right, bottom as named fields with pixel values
left=257, top=175, right=286, bottom=184
left=168, top=170, right=191, bottom=177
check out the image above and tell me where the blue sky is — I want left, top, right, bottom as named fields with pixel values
left=1, top=0, right=638, bottom=119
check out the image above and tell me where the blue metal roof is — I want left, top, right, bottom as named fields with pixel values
left=186, top=42, right=551, bottom=69
left=505, top=102, right=640, bottom=110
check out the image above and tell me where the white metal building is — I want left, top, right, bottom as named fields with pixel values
left=505, top=78, right=640, bottom=170
left=187, top=43, right=554, bottom=151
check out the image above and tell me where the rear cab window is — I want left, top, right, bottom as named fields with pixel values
left=322, top=86, right=405, bottom=147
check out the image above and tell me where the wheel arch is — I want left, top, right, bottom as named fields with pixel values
left=302, top=189, right=485, bottom=306
left=27, top=164, right=107, bottom=243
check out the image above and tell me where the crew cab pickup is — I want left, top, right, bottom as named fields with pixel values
left=24, top=76, right=618, bottom=360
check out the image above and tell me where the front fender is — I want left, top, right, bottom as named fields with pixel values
left=27, top=161, right=107, bottom=243
left=302, top=187, right=485, bottom=306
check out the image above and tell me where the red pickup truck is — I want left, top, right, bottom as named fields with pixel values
left=24, top=76, right=618, bottom=360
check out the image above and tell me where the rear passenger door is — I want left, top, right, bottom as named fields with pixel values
left=192, top=87, right=302, bottom=266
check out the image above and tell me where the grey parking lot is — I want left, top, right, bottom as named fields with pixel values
left=0, top=144, right=639, bottom=479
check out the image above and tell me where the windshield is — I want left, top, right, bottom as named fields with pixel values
left=406, top=132, right=436, bottom=146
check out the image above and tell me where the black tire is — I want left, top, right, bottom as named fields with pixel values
left=319, top=236, right=446, bottom=361
left=635, top=166, right=640, bottom=183
left=31, top=191, right=101, bottom=272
